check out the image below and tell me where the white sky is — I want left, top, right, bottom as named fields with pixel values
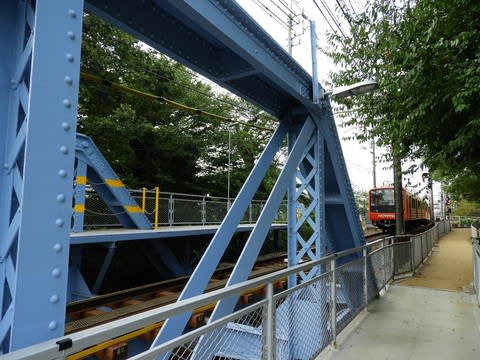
left=233, top=0, right=391, bottom=191
left=234, top=0, right=437, bottom=202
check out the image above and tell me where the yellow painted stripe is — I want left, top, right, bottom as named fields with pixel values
left=67, top=322, right=163, bottom=360
left=74, top=204, right=85, bottom=213
left=125, top=205, right=142, bottom=213
left=105, top=178, right=124, bottom=187
left=75, top=176, right=87, bottom=185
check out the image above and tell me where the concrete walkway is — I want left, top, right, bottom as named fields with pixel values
left=318, top=228, right=480, bottom=360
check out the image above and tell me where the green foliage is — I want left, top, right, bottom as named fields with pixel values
left=450, top=200, right=480, bottom=217
left=80, top=14, right=278, bottom=197
left=325, top=0, right=480, bottom=201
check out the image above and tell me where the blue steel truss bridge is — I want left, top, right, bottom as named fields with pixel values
left=0, top=0, right=384, bottom=358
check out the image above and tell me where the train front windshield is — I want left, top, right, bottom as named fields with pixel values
left=370, top=189, right=395, bottom=213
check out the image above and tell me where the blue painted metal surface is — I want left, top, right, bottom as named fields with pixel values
left=152, top=120, right=289, bottom=349
left=0, top=0, right=84, bottom=351
left=84, top=0, right=313, bottom=118
left=70, top=224, right=288, bottom=245
left=0, top=0, right=366, bottom=354
left=75, top=134, right=152, bottom=230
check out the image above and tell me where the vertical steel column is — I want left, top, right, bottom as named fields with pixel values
left=288, top=118, right=323, bottom=283
left=0, top=0, right=83, bottom=351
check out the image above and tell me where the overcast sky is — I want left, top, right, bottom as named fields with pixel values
left=234, top=0, right=397, bottom=191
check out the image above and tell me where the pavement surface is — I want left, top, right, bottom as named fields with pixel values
left=397, top=228, right=472, bottom=292
left=317, top=228, right=480, bottom=360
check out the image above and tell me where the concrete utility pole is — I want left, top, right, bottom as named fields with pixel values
left=372, top=138, right=377, bottom=188
left=287, top=0, right=293, bottom=54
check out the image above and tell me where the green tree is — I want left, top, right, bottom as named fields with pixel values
left=325, top=0, right=480, bottom=203
left=80, top=14, right=279, bottom=196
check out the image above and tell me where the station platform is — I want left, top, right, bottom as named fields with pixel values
left=317, top=228, right=480, bottom=360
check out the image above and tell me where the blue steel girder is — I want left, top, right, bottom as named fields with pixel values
left=84, top=0, right=314, bottom=118
left=0, top=0, right=368, bottom=355
left=0, top=0, right=84, bottom=352
left=74, top=133, right=152, bottom=230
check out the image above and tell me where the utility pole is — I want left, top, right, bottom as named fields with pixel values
left=372, top=137, right=376, bottom=188
left=286, top=0, right=304, bottom=55
left=287, top=0, right=293, bottom=54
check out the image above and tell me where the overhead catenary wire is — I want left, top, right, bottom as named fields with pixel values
left=247, top=0, right=290, bottom=30
left=81, top=36, right=256, bottom=115
left=335, top=0, right=355, bottom=28
left=312, top=0, right=348, bottom=39
left=80, top=72, right=273, bottom=132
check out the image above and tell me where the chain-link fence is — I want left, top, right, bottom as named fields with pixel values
left=79, top=187, right=287, bottom=230
left=20, top=221, right=451, bottom=360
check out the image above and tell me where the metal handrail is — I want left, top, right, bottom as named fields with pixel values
left=3, top=221, right=450, bottom=359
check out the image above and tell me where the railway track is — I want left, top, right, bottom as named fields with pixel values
left=66, top=251, right=288, bottom=334
left=64, top=230, right=394, bottom=358
left=67, top=232, right=386, bottom=332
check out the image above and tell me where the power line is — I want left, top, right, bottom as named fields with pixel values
left=82, top=35, right=256, bottom=116
left=344, top=0, right=359, bottom=16
left=265, top=0, right=296, bottom=20
left=80, top=72, right=274, bottom=131
left=247, top=0, right=290, bottom=30
left=335, top=0, right=355, bottom=28
left=311, top=0, right=344, bottom=38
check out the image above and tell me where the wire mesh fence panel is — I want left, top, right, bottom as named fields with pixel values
left=335, top=258, right=365, bottom=334
left=274, top=273, right=333, bottom=359
left=162, top=302, right=267, bottom=360
left=84, top=194, right=122, bottom=229
left=393, top=241, right=413, bottom=275
left=384, top=244, right=394, bottom=283
left=368, top=249, right=386, bottom=297
left=411, top=235, right=423, bottom=269
left=421, top=233, right=429, bottom=259
left=274, top=202, right=288, bottom=223
left=205, top=200, right=228, bottom=224
left=172, top=199, right=204, bottom=225
left=248, top=202, right=262, bottom=224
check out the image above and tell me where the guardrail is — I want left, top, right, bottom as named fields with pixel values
left=6, top=221, right=450, bottom=360
left=82, top=188, right=287, bottom=230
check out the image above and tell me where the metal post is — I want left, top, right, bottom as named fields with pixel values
left=330, top=259, right=337, bottom=348
left=310, top=20, right=319, bottom=104
left=383, top=240, right=387, bottom=284
left=411, top=237, right=416, bottom=276
left=0, top=0, right=84, bottom=350
left=227, top=125, right=231, bottom=210
left=201, top=196, right=207, bottom=225
left=363, top=247, right=368, bottom=310
left=141, top=187, right=147, bottom=213
left=154, top=187, right=160, bottom=229
left=168, top=193, right=174, bottom=226
left=372, top=138, right=376, bottom=188
left=263, top=282, right=275, bottom=360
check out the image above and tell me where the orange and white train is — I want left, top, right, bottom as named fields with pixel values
left=368, top=186, right=431, bottom=231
